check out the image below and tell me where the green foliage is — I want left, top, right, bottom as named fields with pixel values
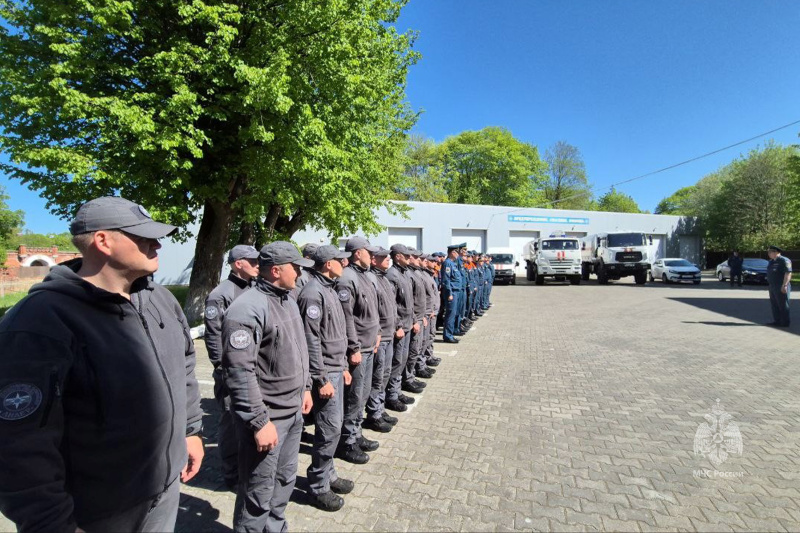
left=594, top=187, right=642, bottom=213
left=542, top=141, right=592, bottom=210
left=657, top=142, right=800, bottom=251
left=394, top=134, right=449, bottom=203
left=654, top=185, right=696, bottom=215
left=436, top=127, right=547, bottom=207
left=0, top=0, right=419, bottom=240
left=8, top=231, right=76, bottom=251
left=0, top=186, right=24, bottom=260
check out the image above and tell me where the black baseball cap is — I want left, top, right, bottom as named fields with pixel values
left=228, top=245, right=259, bottom=263
left=70, top=196, right=177, bottom=239
left=390, top=243, right=411, bottom=255
left=345, top=236, right=380, bottom=253
left=259, top=241, right=314, bottom=267
left=301, top=243, right=320, bottom=258
left=312, top=245, right=351, bottom=263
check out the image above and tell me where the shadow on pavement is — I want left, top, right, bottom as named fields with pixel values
left=670, top=297, right=798, bottom=336
left=177, top=493, right=232, bottom=533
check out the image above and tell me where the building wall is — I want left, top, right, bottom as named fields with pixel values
left=153, top=201, right=700, bottom=285
left=2, top=246, right=82, bottom=280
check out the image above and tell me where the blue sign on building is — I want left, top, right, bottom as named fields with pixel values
left=508, top=215, right=589, bottom=225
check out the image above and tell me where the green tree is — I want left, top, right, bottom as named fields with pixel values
left=703, top=143, right=798, bottom=251
left=0, top=186, right=24, bottom=260
left=542, top=140, right=592, bottom=210
left=0, top=0, right=418, bottom=321
left=595, top=187, right=642, bottom=213
left=394, top=134, right=449, bottom=203
left=436, top=127, right=547, bottom=206
left=654, top=185, right=697, bottom=215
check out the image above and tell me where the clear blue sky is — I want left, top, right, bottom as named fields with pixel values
left=2, top=0, right=799, bottom=233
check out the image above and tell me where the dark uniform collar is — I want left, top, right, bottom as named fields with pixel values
left=349, top=262, right=370, bottom=274
left=227, top=271, right=251, bottom=290
left=256, top=277, right=291, bottom=299
left=310, top=269, right=336, bottom=287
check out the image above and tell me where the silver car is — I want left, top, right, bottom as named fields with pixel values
left=649, top=258, right=701, bottom=284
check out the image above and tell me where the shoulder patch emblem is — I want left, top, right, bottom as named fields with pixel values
left=229, top=329, right=252, bottom=350
left=445, top=267, right=451, bottom=273
left=0, top=383, right=43, bottom=421
left=205, top=306, right=219, bottom=320
left=307, top=305, right=321, bottom=320
left=338, top=290, right=351, bottom=302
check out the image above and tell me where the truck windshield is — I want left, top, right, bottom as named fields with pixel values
left=607, top=233, right=645, bottom=247
left=490, top=254, right=513, bottom=263
left=541, top=240, right=578, bottom=250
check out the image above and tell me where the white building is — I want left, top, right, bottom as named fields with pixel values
left=154, top=200, right=700, bottom=285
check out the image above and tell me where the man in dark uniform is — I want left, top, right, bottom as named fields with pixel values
left=441, top=244, right=464, bottom=343
left=222, top=241, right=314, bottom=532
left=204, top=244, right=260, bottom=490
left=364, top=247, right=399, bottom=431
left=766, top=245, right=792, bottom=327
left=728, top=250, right=743, bottom=287
left=385, top=244, right=417, bottom=412
left=335, top=236, right=381, bottom=464
left=297, top=245, right=354, bottom=512
left=0, top=196, right=203, bottom=532
left=294, top=243, right=319, bottom=294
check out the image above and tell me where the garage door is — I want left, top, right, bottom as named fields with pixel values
left=388, top=227, right=422, bottom=250
left=679, top=235, right=700, bottom=265
left=508, top=230, right=539, bottom=275
left=647, top=234, right=666, bottom=261
left=452, top=229, right=486, bottom=253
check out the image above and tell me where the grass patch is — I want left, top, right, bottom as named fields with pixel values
left=0, top=291, right=28, bottom=317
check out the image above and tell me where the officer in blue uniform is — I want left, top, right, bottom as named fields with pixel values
left=767, top=245, right=792, bottom=327
left=456, top=245, right=470, bottom=334
left=441, top=244, right=464, bottom=343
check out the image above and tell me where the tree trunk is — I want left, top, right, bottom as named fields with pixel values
left=183, top=199, right=235, bottom=324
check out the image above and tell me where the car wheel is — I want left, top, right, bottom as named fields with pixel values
left=662, top=273, right=670, bottom=284
left=717, top=271, right=725, bottom=282
left=693, top=280, right=701, bottom=285
left=648, top=271, right=654, bottom=282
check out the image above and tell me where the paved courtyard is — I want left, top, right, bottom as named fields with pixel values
left=3, top=274, right=799, bottom=531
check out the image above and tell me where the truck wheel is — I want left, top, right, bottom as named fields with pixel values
left=526, top=263, right=534, bottom=282
left=581, top=264, right=590, bottom=281
left=597, top=264, right=609, bottom=284
left=648, top=270, right=654, bottom=282
left=511, top=276, right=516, bottom=285
left=534, top=266, right=545, bottom=285
left=634, top=271, right=647, bottom=285
left=570, top=276, right=581, bottom=285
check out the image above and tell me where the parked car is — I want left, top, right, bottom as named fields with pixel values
left=649, top=258, right=701, bottom=284
left=715, top=258, right=769, bottom=284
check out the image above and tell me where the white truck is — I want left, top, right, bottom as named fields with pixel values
left=523, top=234, right=582, bottom=285
left=580, top=232, right=651, bottom=285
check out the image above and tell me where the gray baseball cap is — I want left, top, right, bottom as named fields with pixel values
left=408, top=248, right=423, bottom=257
left=345, top=236, right=380, bottom=253
left=301, top=243, right=320, bottom=258
left=259, top=241, right=314, bottom=267
left=390, top=243, right=411, bottom=255
left=70, top=196, right=177, bottom=239
left=228, top=245, right=259, bottom=263
left=372, top=246, right=390, bottom=256
left=312, top=245, right=351, bottom=263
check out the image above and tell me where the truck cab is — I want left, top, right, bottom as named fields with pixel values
left=580, top=232, right=651, bottom=285
left=524, top=234, right=582, bottom=285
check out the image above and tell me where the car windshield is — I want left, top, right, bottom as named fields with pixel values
left=743, top=258, right=768, bottom=268
left=541, top=240, right=578, bottom=250
left=608, top=233, right=646, bottom=247
left=665, top=260, right=693, bottom=267
left=490, top=254, right=513, bottom=263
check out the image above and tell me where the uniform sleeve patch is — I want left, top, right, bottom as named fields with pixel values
left=205, top=306, right=219, bottom=319
left=229, top=329, right=252, bottom=350
left=306, top=305, right=321, bottom=320
left=338, top=290, right=351, bottom=302
left=445, top=267, right=450, bottom=273
left=0, top=383, right=43, bottom=421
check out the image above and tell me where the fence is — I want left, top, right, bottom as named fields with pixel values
left=0, top=278, right=38, bottom=299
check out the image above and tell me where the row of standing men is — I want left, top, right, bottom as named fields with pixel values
left=204, top=238, right=496, bottom=530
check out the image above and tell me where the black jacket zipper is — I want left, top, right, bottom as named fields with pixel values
left=135, top=294, right=176, bottom=491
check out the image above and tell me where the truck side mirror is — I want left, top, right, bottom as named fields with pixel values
left=596, top=238, right=601, bottom=247
left=515, top=261, right=519, bottom=267
left=533, top=243, right=538, bottom=250
left=648, top=236, right=653, bottom=245
left=581, top=243, right=586, bottom=250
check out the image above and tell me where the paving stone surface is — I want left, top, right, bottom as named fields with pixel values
left=2, top=274, right=799, bottom=532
